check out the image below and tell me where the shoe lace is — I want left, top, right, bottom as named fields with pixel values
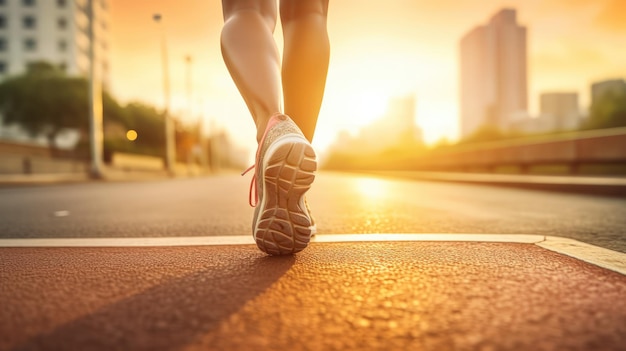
left=241, top=165, right=257, bottom=207
left=241, top=113, right=285, bottom=209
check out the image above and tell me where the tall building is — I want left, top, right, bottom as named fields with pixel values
left=0, top=0, right=110, bottom=85
left=591, top=79, right=626, bottom=104
left=459, top=8, right=527, bottom=138
left=539, top=92, right=580, bottom=131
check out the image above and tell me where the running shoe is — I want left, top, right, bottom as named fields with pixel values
left=304, top=196, right=317, bottom=235
left=243, top=113, right=317, bottom=255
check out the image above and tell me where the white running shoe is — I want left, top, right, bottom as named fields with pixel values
left=242, top=114, right=317, bottom=255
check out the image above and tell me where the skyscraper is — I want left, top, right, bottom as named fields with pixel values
left=459, top=8, right=527, bottom=138
left=0, top=0, right=110, bottom=85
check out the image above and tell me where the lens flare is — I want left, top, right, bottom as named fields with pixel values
left=126, top=129, right=138, bottom=141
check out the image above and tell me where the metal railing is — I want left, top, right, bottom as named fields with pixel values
left=415, top=127, right=626, bottom=174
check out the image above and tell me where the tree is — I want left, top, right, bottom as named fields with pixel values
left=458, top=125, right=505, bottom=144
left=0, top=62, right=128, bottom=153
left=0, top=62, right=89, bottom=149
left=583, top=90, right=626, bottom=130
left=0, top=61, right=175, bottom=160
left=124, top=102, right=165, bottom=154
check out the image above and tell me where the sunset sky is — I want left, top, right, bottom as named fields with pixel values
left=108, top=0, right=626, bottom=156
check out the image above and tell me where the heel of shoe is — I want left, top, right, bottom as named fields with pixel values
left=254, top=140, right=317, bottom=255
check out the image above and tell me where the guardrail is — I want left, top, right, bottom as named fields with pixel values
left=415, top=127, right=626, bottom=174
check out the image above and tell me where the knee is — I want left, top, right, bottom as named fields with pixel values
left=280, top=0, right=328, bottom=24
left=222, top=0, right=277, bottom=28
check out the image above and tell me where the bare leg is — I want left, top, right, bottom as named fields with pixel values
left=221, top=0, right=282, bottom=142
left=280, top=0, right=330, bottom=142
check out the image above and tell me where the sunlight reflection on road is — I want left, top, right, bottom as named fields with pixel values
left=354, top=177, right=390, bottom=201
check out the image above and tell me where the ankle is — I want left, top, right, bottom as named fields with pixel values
left=256, top=122, right=267, bottom=143
left=256, top=112, right=283, bottom=143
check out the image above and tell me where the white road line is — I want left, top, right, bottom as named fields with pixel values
left=538, top=236, right=626, bottom=275
left=0, top=236, right=256, bottom=247
left=0, top=233, right=543, bottom=247
left=1, top=234, right=624, bottom=275
left=312, top=233, right=545, bottom=244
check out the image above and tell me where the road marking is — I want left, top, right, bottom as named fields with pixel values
left=538, top=236, right=626, bottom=276
left=1, top=234, right=624, bottom=275
left=312, top=233, right=545, bottom=244
left=0, top=234, right=543, bottom=248
left=0, top=236, right=257, bottom=247
left=367, top=170, right=626, bottom=186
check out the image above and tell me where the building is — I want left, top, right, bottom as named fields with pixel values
left=0, top=0, right=110, bottom=85
left=539, top=92, right=580, bottom=131
left=459, top=8, right=527, bottom=138
left=591, top=79, right=626, bottom=104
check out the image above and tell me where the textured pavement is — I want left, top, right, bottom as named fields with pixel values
left=2, top=241, right=626, bottom=351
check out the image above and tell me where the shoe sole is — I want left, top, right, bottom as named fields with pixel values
left=254, top=135, right=316, bottom=255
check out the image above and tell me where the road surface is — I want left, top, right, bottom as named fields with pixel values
left=1, top=171, right=625, bottom=252
left=3, top=172, right=626, bottom=350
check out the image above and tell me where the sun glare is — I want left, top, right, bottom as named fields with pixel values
left=354, top=177, right=389, bottom=201
left=352, top=91, right=389, bottom=123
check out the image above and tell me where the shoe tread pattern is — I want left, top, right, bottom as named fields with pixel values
left=255, top=142, right=316, bottom=255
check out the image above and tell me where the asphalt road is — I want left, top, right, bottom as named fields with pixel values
left=1, top=171, right=625, bottom=252
left=3, top=172, right=626, bottom=350
left=3, top=243, right=626, bottom=351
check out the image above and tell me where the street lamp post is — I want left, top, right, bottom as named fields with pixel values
left=153, top=13, right=176, bottom=175
left=185, top=55, right=192, bottom=120
left=184, top=55, right=207, bottom=171
left=87, top=0, right=103, bottom=179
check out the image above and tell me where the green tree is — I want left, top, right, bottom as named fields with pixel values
left=583, top=90, right=626, bottom=130
left=458, top=125, right=505, bottom=144
left=0, top=61, right=124, bottom=151
left=103, top=89, right=127, bottom=127
left=124, top=102, right=165, bottom=155
left=0, top=62, right=88, bottom=149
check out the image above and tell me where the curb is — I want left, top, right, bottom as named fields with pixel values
left=0, top=169, right=218, bottom=186
left=0, top=173, right=89, bottom=186
left=359, top=171, right=626, bottom=197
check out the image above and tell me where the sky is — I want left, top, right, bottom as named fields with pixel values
left=108, top=0, right=626, bottom=156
